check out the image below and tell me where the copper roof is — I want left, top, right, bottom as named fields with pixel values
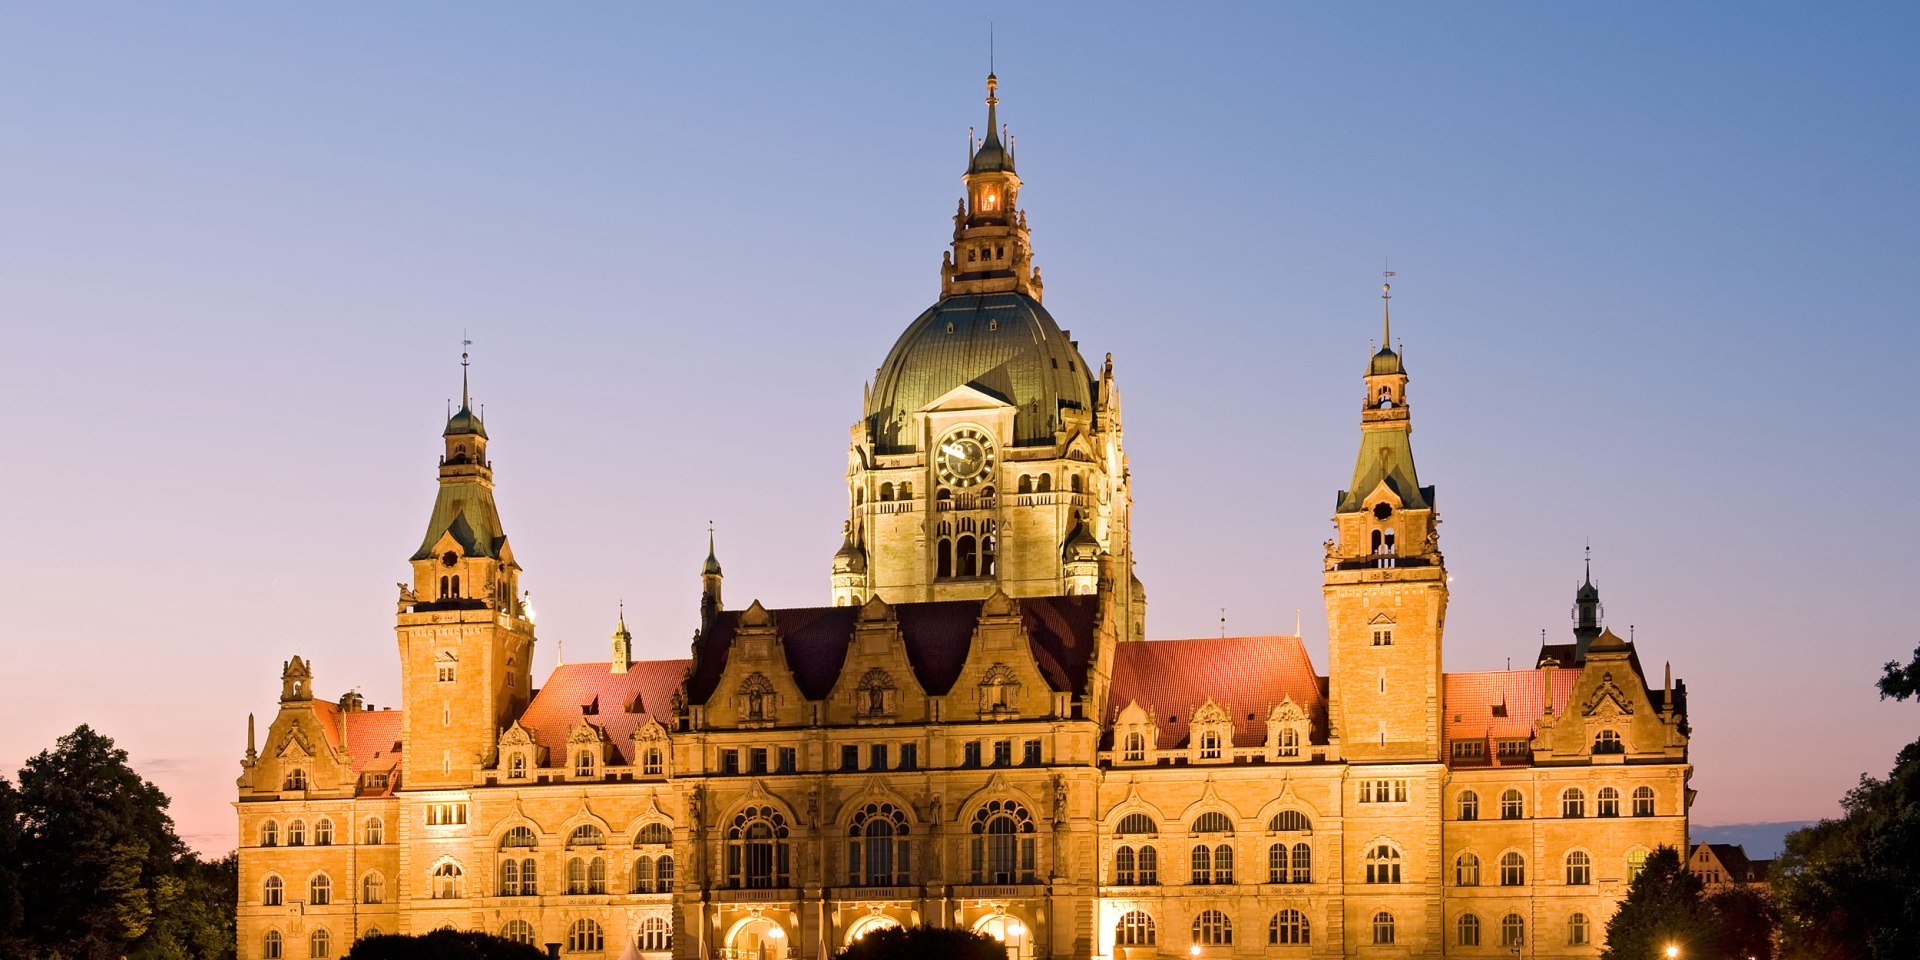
left=515, top=659, right=687, bottom=766
left=1106, top=636, right=1327, bottom=748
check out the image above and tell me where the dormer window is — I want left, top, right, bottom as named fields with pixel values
left=573, top=751, right=596, bottom=779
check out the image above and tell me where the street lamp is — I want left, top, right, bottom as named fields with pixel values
left=1189, top=946, right=1201, bottom=957
left=1664, top=945, right=1679, bottom=960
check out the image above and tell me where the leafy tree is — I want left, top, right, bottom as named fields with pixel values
left=0, top=775, right=25, bottom=957
left=832, top=926, right=1009, bottom=960
left=1706, top=884, right=1777, bottom=960
left=343, top=930, right=547, bottom=960
left=1602, top=846, right=1716, bottom=960
left=1879, top=643, right=1920, bottom=701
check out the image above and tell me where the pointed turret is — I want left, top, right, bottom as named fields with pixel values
left=611, top=605, right=633, bottom=675
left=1338, top=281, right=1429, bottom=516
left=701, top=526, right=724, bottom=623
left=942, top=72, right=1039, bottom=300
left=1573, top=549, right=1605, bottom=659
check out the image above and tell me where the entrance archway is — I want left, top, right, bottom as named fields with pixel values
left=973, top=914, right=1034, bottom=959
left=845, top=914, right=900, bottom=946
left=723, top=917, right=789, bottom=960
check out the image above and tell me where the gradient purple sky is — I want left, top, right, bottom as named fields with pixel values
left=2, top=4, right=1914, bottom=854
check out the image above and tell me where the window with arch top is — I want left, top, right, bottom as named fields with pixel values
left=363, top=817, right=384, bottom=845
left=968, top=799, right=1036, bottom=884
left=307, top=873, right=331, bottom=905
left=1270, top=909, right=1310, bottom=945
left=1192, top=909, right=1232, bottom=945
left=1500, top=788, right=1525, bottom=820
left=1364, top=842, right=1403, bottom=884
left=1115, top=910, right=1155, bottom=946
left=1499, top=850, right=1527, bottom=886
left=1458, top=790, right=1480, bottom=821
left=262, top=930, right=284, bottom=959
left=566, top=919, right=604, bottom=954
left=1456, top=851, right=1481, bottom=886
left=1597, top=786, right=1622, bottom=817
left=1116, top=813, right=1158, bottom=835
left=1633, top=785, right=1657, bottom=817
left=1372, top=911, right=1396, bottom=945
left=726, top=805, right=791, bottom=889
left=636, top=916, right=672, bottom=951
left=500, top=920, right=535, bottom=946
left=1594, top=728, right=1625, bottom=754
left=1562, top=787, right=1587, bottom=818
left=1566, top=849, right=1593, bottom=885
left=1501, top=913, right=1526, bottom=948
left=1192, top=811, right=1234, bottom=834
left=262, top=874, right=284, bottom=906
left=847, top=801, right=910, bottom=886
left=1458, top=913, right=1481, bottom=946
left=636, top=822, right=672, bottom=845
left=309, top=928, right=331, bottom=959
left=431, top=862, right=463, bottom=899
left=259, top=820, right=279, bottom=847
left=1123, top=731, right=1146, bottom=761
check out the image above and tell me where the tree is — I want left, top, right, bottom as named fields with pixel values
left=831, top=926, right=1009, bottom=960
left=1602, top=846, right=1717, bottom=960
left=0, top=775, right=25, bottom=957
left=1706, top=884, right=1777, bottom=960
left=1769, top=651, right=1920, bottom=960
left=343, top=930, right=547, bottom=960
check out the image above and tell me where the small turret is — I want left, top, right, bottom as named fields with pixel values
left=701, top=526, right=724, bottom=623
left=611, top=605, right=633, bottom=675
left=280, top=656, right=313, bottom=702
left=1573, top=549, right=1604, bottom=659
left=831, top=522, right=868, bottom=607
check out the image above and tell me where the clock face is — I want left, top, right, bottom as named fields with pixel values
left=936, top=428, right=995, bottom=487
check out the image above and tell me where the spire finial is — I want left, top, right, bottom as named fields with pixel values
left=1584, top=540, right=1592, bottom=584
left=1381, top=270, right=1395, bottom=350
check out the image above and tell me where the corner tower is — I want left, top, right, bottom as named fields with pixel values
left=1323, top=282, right=1448, bottom=761
left=395, top=352, right=537, bottom=788
left=837, top=73, right=1144, bottom=641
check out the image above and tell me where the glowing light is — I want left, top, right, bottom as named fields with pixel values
left=1664, top=946, right=1679, bottom=960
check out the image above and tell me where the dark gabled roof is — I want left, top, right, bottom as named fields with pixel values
left=686, top=595, right=1102, bottom=706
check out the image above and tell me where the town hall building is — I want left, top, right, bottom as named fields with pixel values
left=235, top=73, right=1692, bottom=960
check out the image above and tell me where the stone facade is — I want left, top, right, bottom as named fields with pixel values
left=236, top=74, right=1691, bottom=960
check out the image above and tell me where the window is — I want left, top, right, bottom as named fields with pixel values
left=1195, top=843, right=1233, bottom=883
left=1567, top=850, right=1593, bottom=885
left=1270, top=909, right=1309, bottom=945
left=1598, top=786, right=1621, bottom=817
left=287, top=820, right=307, bottom=846
left=1501, top=913, right=1526, bottom=948
left=655, top=855, right=674, bottom=892
left=637, top=822, right=672, bottom=845
left=1199, top=730, right=1224, bottom=759
left=437, top=664, right=456, bottom=683
left=1569, top=912, right=1591, bottom=946
left=314, top=819, right=333, bottom=846
left=361, top=873, right=384, bottom=904
left=567, top=855, right=607, bottom=894
left=1633, top=785, right=1656, bottom=816
left=726, top=805, right=791, bottom=889
left=1372, top=911, right=1396, bottom=945
left=1276, top=725, right=1300, bottom=757
left=968, top=799, right=1037, bottom=884
left=1501, top=788, right=1525, bottom=819
left=636, top=917, right=672, bottom=951
left=309, top=929, right=331, bottom=959
left=847, top=802, right=911, bottom=886
left=1365, top=843, right=1403, bottom=884
left=1372, top=628, right=1392, bottom=646
left=1594, top=728, right=1624, bottom=754
left=283, top=769, right=308, bottom=791
left=431, top=862, right=463, bottom=899
left=1116, top=911, right=1155, bottom=946
left=263, top=930, right=284, bottom=959
left=363, top=817, right=384, bottom=845
left=426, top=803, right=467, bottom=826
left=1562, top=787, right=1587, bottom=818
left=1458, top=790, right=1480, bottom=821
left=567, top=919, right=604, bottom=953
left=260, top=820, right=279, bottom=847
left=643, top=747, right=666, bottom=776
left=749, top=748, right=768, bottom=774
left=1628, top=849, right=1650, bottom=881
left=869, top=744, right=888, bottom=770
left=1193, top=811, right=1234, bottom=834
left=992, top=740, right=1012, bottom=767
left=1360, top=779, right=1408, bottom=803
left=568, top=824, right=606, bottom=847
left=631, top=855, right=656, bottom=893
left=897, top=744, right=916, bottom=770
left=1023, top=739, right=1042, bottom=765
left=1497, top=738, right=1532, bottom=759
left=778, top=747, right=797, bottom=773
left=721, top=749, right=740, bottom=775
left=1117, top=813, right=1158, bottom=835
left=1114, top=845, right=1136, bottom=885
left=1499, top=851, right=1526, bottom=886
left=1192, top=910, right=1232, bottom=946
left=263, top=875, right=284, bottom=906
left=1456, top=851, right=1481, bottom=886
left=841, top=744, right=860, bottom=771
left=1458, top=913, right=1481, bottom=946
left=574, top=751, right=597, bottom=778
left=1123, top=732, right=1146, bottom=761
left=308, top=873, right=331, bottom=905
left=962, top=741, right=982, bottom=767
left=500, top=920, right=536, bottom=946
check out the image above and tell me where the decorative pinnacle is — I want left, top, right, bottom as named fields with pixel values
left=1381, top=271, right=1395, bottom=351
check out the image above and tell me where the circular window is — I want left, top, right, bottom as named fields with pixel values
left=441, top=551, right=459, bottom=567
left=1372, top=503, right=1393, bottom=521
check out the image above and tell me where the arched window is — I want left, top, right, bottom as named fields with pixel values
left=307, top=873, right=331, bottom=905
left=283, top=769, right=307, bottom=791
left=1500, top=789, right=1525, bottom=820
left=500, top=920, right=536, bottom=945
left=656, top=855, right=675, bottom=892
left=642, top=747, right=665, bottom=776
left=1135, top=845, right=1159, bottom=885
left=263, top=930, right=284, bottom=959
left=957, top=535, right=978, bottom=577
left=314, top=819, right=333, bottom=846
left=637, top=822, right=673, bottom=845
left=499, top=859, right=521, bottom=896
left=260, top=820, right=279, bottom=847
left=1594, top=729, right=1624, bottom=754
left=1628, top=848, right=1650, bottom=880
left=1633, top=785, right=1657, bottom=817
left=879, top=482, right=894, bottom=501
left=1372, top=911, right=1396, bottom=945
left=1566, top=849, right=1593, bottom=885
left=726, top=805, right=791, bottom=889
left=1116, top=813, right=1157, bottom=835
left=262, top=875, right=284, bottom=906
left=1597, top=786, right=1621, bottom=817
left=361, top=872, right=384, bottom=904
left=363, top=817, right=384, bottom=845
left=567, top=919, right=604, bottom=953
left=439, top=575, right=449, bottom=597
left=501, top=825, right=537, bottom=849
left=937, top=538, right=953, bottom=578
left=1459, top=912, right=1482, bottom=946
left=1070, top=474, right=1084, bottom=493
left=1017, top=475, right=1033, bottom=494
left=980, top=534, right=996, bottom=576
left=1562, top=787, right=1587, bottom=818
left=1269, top=810, right=1311, bottom=832
left=1113, top=845, right=1134, bottom=885
left=1115, top=910, right=1155, bottom=946
left=287, top=820, right=307, bottom=846
left=969, top=799, right=1036, bottom=884
left=431, top=862, right=463, bottom=899
left=1213, top=844, right=1235, bottom=883
left=1290, top=842, right=1312, bottom=883
left=1193, top=811, right=1234, bottom=834
left=568, top=824, right=606, bottom=847
left=631, top=855, right=655, bottom=893
left=1569, top=912, right=1592, bottom=945
left=1456, top=851, right=1481, bottom=886
left=1192, top=910, right=1232, bottom=946
left=1365, top=842, right=1403, bottom=884
left=1501, top=913, right=1526, bottom=948
left=899, top=482, right=912, bottom=500
left=1270, top=909, right=1309, bottom=945
left=848, top=802, right=910, bottom=886
left=309, top=929, right=331, bottom=959
left=1499, top=851, right=1527, bottom=886
left=1189, top=845, right=1212, bottom=885
left=1458, top=790, right=1480, bottom=821
left=566, top=855, right=607, bottom=894
left=636, top=916, right=672, bottom=951
left=1123, top=731, right=1146, bottom=761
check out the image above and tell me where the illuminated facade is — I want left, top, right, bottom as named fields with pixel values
left=236, top=73, right=1691, bottom=960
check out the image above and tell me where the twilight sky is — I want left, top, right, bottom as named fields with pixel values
left=1, top=3, right=1915, bottom=853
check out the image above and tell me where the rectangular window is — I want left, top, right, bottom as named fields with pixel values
left=1023, top=739, right=1042, bottom=766
left=869, top=744, right=888, bottom=770
left=841, top=744, right=861, bottom=771
left=748, top=748, right=768, bottom=774
left=992, top=740, right=1013, bottom=767
left=1372, top=628, right=1392, bottom=646
left=1452, top=741, right=1486, bottom=759
left=1360, top=779, right=1409, bottom=803
left=777, top=747, right=797, bottom=774
left=963, top=742, right=982, bottom=768
left=898, top=743, right=918, bottom=770
left=1497, top=739, right=1531, bottom=758
left=720, top=749, right=740, bottom=776
left=437, top=665, right=456, bottom=682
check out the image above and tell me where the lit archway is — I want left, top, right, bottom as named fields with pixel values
left=844, top=914, right=900, bottom=946
left=973, top=913, right=1034, bottom=959
left=724, top=917, right=789, bottom=960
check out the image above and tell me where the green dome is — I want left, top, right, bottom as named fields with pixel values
left=866, top=292, right=1093, bottom=454
left=1369, top=346, right=1404, bottom=377
left=443, top=404, right=487, bottom=439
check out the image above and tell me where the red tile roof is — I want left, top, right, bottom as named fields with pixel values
left=1106, top=636, right=1327, bottom=748
left=515, top=659, right=688, bottom=766
left=1443, top=668, right=1580, bottom=747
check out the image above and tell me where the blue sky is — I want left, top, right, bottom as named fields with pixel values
left=0, top=3, right=1914, bottom=850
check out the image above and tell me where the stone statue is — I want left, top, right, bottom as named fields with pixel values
left=806, top=787, right=820, bottom=828
left=1052, top=774, right=1068, bottom=820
